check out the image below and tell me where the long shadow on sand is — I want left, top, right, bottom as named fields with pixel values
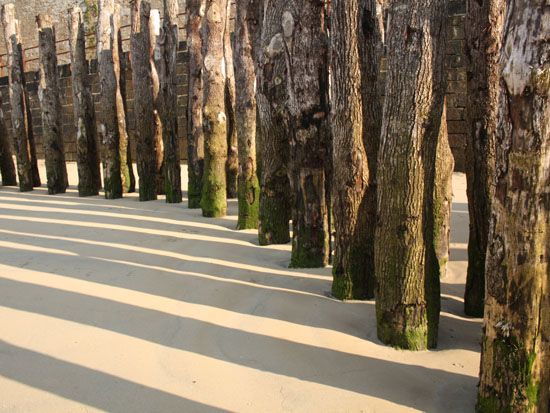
left=0, top=278, right=477, bottom=412
left=0, top=340, right=222, bottom=412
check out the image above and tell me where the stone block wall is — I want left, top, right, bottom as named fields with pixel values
left=0, top=0, right=467, bottom=171
left=445, top=0, right=467, bottom=171
left=0, top=43, right=189, bottom=162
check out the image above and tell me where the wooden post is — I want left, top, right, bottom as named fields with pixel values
left=201, top=0, right=228, bottom=217
left=150, top=9, right=164, bottom=195
left=158, top=0, right=182, bottom=203
left=224, top=0, right=238, bottom=199
left=68, top=6, right=102, bottom=197
left=186, top=0, right=205, bottom=208
left=0, top=99, right=17, bottom=186
left=1, top=4, right=40, bottom=191
left=114, top=3, right=134, bottom=194
left=97, top=0, right=123, bottom=199
left=130, top=0, right=158, bottom=201
left=36, top=14, right=68, bottom=195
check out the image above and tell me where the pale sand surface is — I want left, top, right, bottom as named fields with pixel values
left=0, top=161, right=480, bottom=412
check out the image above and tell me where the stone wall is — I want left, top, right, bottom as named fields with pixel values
left=445, top=0, right=467, bottom=171
left=0, top=43, right=189, bottom=162
left=0, top=0, right=188, bottom=73
left=0, top=0, right=467, bottom=171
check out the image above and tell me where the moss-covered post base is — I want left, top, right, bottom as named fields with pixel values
left=376, top=306, right=434, bottom=350
left=237, top=174, right=259, bottom=230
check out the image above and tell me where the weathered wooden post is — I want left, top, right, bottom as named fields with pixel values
left=97, top=0, right=123, bottom=198
left=158, top=0, right=182, bottom=203
left=186, top=0, right=205, bottom=208
left=0, top=99, right=17, bottom=186
left=36, top=14, right=68, bottom=195
left=130, top=0, right=159, bottom=201
left=201, top=0, right=228, bottom=217
left=1, top=4, right=40, bottom=191
left=224, top=0, right=237, bottom=199
left=114, top=3, right=134, bottom=194
left=68, top=6, right=102, bottom=197
left=150, top=9, right=164, bottom=195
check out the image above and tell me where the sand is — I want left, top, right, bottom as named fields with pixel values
left=0, top=161, right=481, bottom=412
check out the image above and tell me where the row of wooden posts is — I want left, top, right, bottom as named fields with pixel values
left=0, top=0, right=182, bottom=202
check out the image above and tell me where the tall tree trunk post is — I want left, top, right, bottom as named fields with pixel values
left=114, top=4, right=134, bottom=194
left=463, top=0, right=505, bottom=317
left=1, top=4, right=39, bottom=191
left=97, top=0, right=123, bottom=199
left=234, top=0, right=261, bottom=230
left=36, top=14, right=68, bottom=195
left=186, top=0, right=205, bottom=208
left=374, top=0, right=448, bottom=350
left=477, top=0, right=549, bottom=410
left=282, top=2, right=330, bottom=268
left=68, top=6, right=102, bottom=197
left=130, top=0, right=159, bottom=201
left=224, top=0, right=238, bottom=199
left=150, top=9, right=165, bottom=195
left=200, top=0, right=228, bottom=217
left=330, top=0, right=370, bottom=298
left=0, top=101, right=17, bottom=186
left=257, top=0, right=291, bottom=245
left=159, top=0, right=182, bottom=203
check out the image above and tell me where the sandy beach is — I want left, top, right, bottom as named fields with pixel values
left=0, top=161, right=481, bottom=412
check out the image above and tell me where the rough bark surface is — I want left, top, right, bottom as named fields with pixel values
left=0, top=101, right=16, bottom=186
left=115, top=5, right=134, bottom=194
left=150, top=9, right=165, bottom=196
left=330, top=0, right=381, bottom=299
left=68, top=7, right=102, bottom=197
left=131, top=0, right=159, bottom=201
left=187, top=0, right=205, bottom=208
left=97, top=0, right=123, bottom=199
left=282, top=1, right=330, bottom=268
left=374, top=0, right=447, bottom=350
left=234, top=0, right=260, bottom=229
left=464, top=0, right=505, bottom=317
left=224, top=0, right=238, bottom=199
left=477, top=1, right=549, bottom=411
left=357, top=0, right=385, bottom=298
left=159, top=0, right=182, bottom=203
left=200, top=0, right=228, bottom=217
left=433, top=102, right=454, bottom=280
left=1, top=4, right=39, bottom=191
left=257, top=0, right=291, bottom=245
left=37, top=14, right=68, bottom=195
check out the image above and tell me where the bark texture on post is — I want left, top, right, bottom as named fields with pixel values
left=1, top=4, right=40, bottom=191
left=200, top=0, right=228, bottom=217
left=150, top=9, right=164, bottom=196
left=433, top=102, right=454, bottom=280
left=477, top=1, right=549, bottom=410
left=186, top=0, right=205, bottom=208
left=97, top=0, right=123, bottom=199
left=234, top=0, right=261, bottom=229
left=374, top=0, right=447, bottom=350
left=224, top=0, right=238, bottom=199
left=159, top=0, right=182, bottom=203
left=114, top=4, right=134, bottom=194
left=68, top=7, right=101, bottom=197
left=257, top=0, right=291, bottom=245
left=37, top=14, right=68, bottom=195
left=464, top=0, right=505, bottom=317
left=356, top=0, right=385, bottom=298
left=282, top=2, right=330, bottom=268
left=130, top=0, right=158, bottom=201
left=0, top=103, right=16, bottom=186
left=330, top=0, right=381, bottom=299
